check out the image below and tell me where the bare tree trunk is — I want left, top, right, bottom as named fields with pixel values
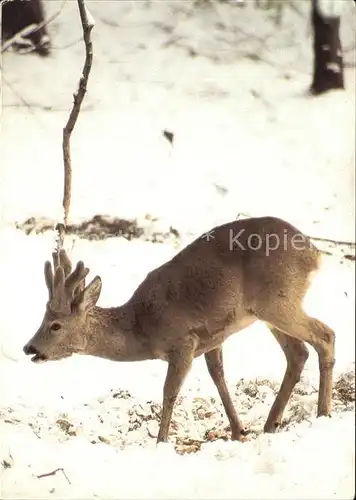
left=310, top=0, right=344, bottom=95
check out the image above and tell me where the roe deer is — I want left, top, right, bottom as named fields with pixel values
left=23, top=216, right=335, bottom=442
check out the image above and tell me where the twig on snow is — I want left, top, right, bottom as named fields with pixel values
left=309, top=235, right=355, bottom=246
left=36, top=467, right=71, bottom=484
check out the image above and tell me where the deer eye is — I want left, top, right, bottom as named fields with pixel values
left=50, top=322, right=62, bottom=332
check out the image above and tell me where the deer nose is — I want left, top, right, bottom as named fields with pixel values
left=23, top=344, right=37, bottom=355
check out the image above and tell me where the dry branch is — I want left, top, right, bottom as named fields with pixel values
left=58, top=0, right=94, bottom=251
left=309, top=235, right=355, bottom=246
left=36, top=467, right=71, bottom=484
left=1, top=1, right=67, bottom=54
left=1, top=24, right=38, bottom=53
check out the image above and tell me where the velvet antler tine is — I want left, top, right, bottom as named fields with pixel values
left=65, top=261, right=90, bottom=298
left=53, top=265, right=65, bottom=298
left=52, top=251, right=60, bottom=271
left=59, top=248, right=72, bottom=277
left=76, top=267, right=90, bottom=294
left=44, top=261, right=54, bottom=299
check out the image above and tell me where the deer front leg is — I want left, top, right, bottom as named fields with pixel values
left=205, top=347, right=247, bottom=440
left=157, top=335, right=198, bottom=443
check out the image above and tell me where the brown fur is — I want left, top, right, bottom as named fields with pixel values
left=24, top=216, right=335, bottom=442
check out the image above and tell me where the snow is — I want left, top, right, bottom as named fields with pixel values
left=318, top=0, right=349, bottom=18
left=0, top=413, right=354, bottom=499
left=1, top=1, right=355, bottom=499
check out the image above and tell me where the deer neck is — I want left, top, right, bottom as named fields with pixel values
left=84, top=304, right=151, bottom=362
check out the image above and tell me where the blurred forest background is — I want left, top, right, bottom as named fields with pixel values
left=1, top=0, right=355, bottom=243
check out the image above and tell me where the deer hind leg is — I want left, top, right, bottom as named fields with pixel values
left=157, top=334, right=198, bottom=444
left=205, top=346, right=247, bottom=440
left=264, top=327, right=309, bottom=433
left=257, top=308, right=335, bottom=420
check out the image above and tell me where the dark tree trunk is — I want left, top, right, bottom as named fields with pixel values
left=1, top=0, right=50, bottom=56
left=310, top=0, right=344, bottom=95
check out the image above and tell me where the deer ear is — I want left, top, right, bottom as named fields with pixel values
left=74, top=276, right=102, bottom=311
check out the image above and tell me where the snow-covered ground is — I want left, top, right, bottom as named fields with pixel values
left=1, top=1, right=355, bottom=499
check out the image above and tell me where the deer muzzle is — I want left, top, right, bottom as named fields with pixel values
left=23, top=343, right=48, bottom=363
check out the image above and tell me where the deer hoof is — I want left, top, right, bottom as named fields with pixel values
left=231, top=428, right=249, bottom=441
left=264, top=421, right=281, bottom=433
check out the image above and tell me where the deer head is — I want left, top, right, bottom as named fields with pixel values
left=23, top=249, right=102, bottom=363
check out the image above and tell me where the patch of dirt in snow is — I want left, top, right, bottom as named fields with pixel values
left=334, top=368, right=356, bottom=405
left=15, top=214, right=181, bottom=245
left=0, top=371, right=354, bottom=495
left=1, top=371, right=354, bottom=458
left=15, top=214, right=356, bottom=262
